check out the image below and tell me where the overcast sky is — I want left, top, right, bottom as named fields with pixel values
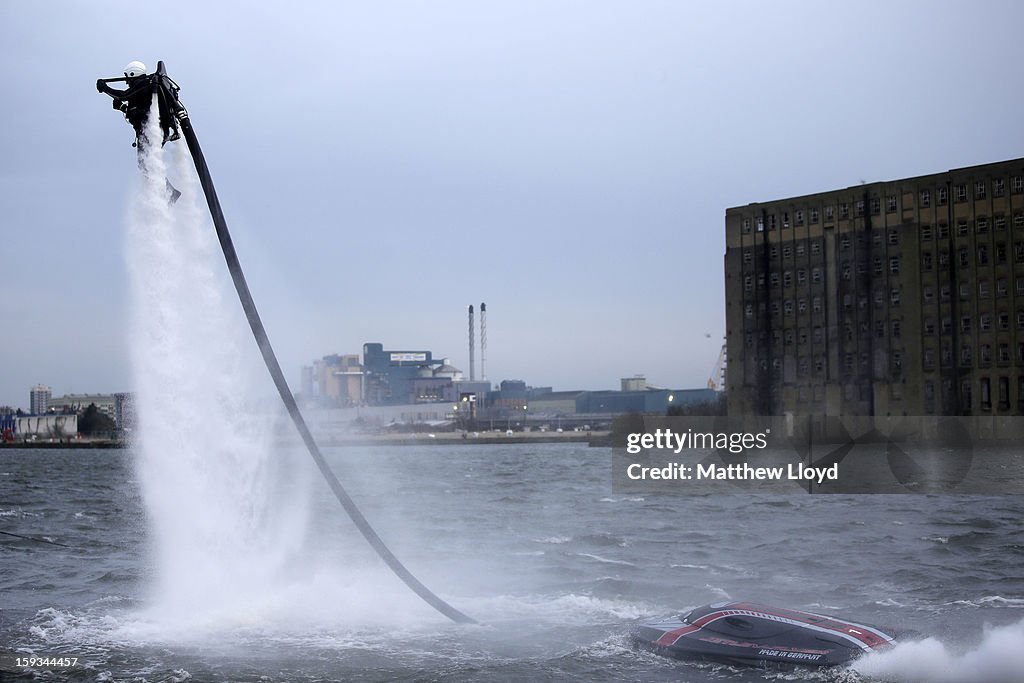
left=2, top=1, right=1023, bottom=409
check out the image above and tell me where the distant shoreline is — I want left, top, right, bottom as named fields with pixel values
left=0, top=431, right=611, bottom=450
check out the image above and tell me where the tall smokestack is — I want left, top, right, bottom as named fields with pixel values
left=480, top=302, right=487, bottom=381
left=468, top=304, right=475, bottom=381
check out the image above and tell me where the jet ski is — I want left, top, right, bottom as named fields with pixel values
left=633, top=601, right=896, bottom=668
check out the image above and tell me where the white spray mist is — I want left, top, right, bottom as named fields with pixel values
left=853, top=618, right=1024, bottom=683
left=125, top=98, right=311, bottom=630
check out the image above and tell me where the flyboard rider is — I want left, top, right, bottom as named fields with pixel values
left=96, top=60, right=181, bottom=203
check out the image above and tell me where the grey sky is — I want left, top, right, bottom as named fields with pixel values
left=2, top=1, right=1023, bottom=409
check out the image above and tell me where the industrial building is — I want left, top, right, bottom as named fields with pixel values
left=725, top=157, right=1024, bottom=418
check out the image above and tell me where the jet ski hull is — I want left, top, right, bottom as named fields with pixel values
left=633, top=601, right=895, bottom=668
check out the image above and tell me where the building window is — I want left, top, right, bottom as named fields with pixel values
left=742, top=217, right=751, bottom=233
left=957, top=219, right=969, bottom=236
left=770, top=273, right=780, bottom=286
left=995, top=215, right=1007, bottom=232
left=744, top=275, right=754, bottom=293
left=889, top=256, right=900, bottom=274
left=999, top=344, right=1011, bottom=364
left=842, top=264, right=852, bottom=281
left=810, top=208, right=819, bottom=223
left=955, top=184, right=967, bottom=202
left=961, top=316, right=972, bottom=332
left=783, top=212, right=790, bottom=228
left=999, top=311, right=1010, bottom=330
left=1017, top=277, right=1024, bottom=295
left=874, top=290, right=885, bottom=307
left=825, top=205, right=834, bottom=221
left=939, top=251, right=950, bottom=268
left=940, top=284, right=951, bottom=301
left=813, top=327, right=823, bottom=344
left=1014, top=212, right=1024, bottom=229
left=840, top=235, right=851, bottom=250
left=770, top=246, right=779, bottom=259
left=811, top=241, right=822, bottom=255
left=840, top=202, right=850, bottom=219
left=997, top=279, right=1008, bottom=297
left=888, top=229, right=899, bottom=245
left=975, top=181, right=986, bottom=199
left=890, top=288, right=901, bottom=305
left=1016, top=242, right=1024, bottom=262
left=745, top=304, right=754, bottom=318
left=959, top=282, right=970, bottom=300
left=920, top=189, right=931, bottom=207
left=941, top=317, right=952, bottom=334
left=980, top=377, right=991, bottom=411
left=980, top=312, right=992, bottom=331
left=921, top=224, right=933, bottom=240
left=784, top=271, right=793, bottom=287
left=923, top=285, right=935, bottom=302
left=980, top=344, right=992, bottom=365
left=1013, top=176, right=1023, bottom=194
left=938, top=186, right=948, bottom=205
left=812, top=297, right=822, bottom=313
left=874, top=257, right=884, bottom=276
left=797, top=269, right=807, bottom=285
left=798, top=299, right=807, bottom=313
left=892, top=320, right=902, bottom=338
left=855, top=199, right=865, bottom=216
left=999, top=377, right=1009, bottom=410
left=977, top=217, right=989, bottom=234
left=743, top=250, right=752, bottom=264
left=785, top=330, right=794, bottom=345
left=871, top=197, right=881, bottom=214
left=961, top=346, right=972, bottom=366
left=924, top=348, right=936, bottom=369
left=996, top=243, right=1007, bottom=264
left=994, top=178, right=1006, bottom=197
left=795, top=210, right=804, bottom=225
left=784, top=300, right=794, bottom=315
left=959, top=248, right=970, bottom=268
left=783, top=246, right=792, bottom=259
left=923, top=251, right=933, bottom=271
left=812, top=267, right=822, bottom=283
left=887, top=195, right=897, bottom=212
left=979, top=280, right=990, bottom=298
left=938, top=222, right=950, bottom=239
left=924, top=318, right=936, bottom=335
left=797, top=243, right=806, bottom=257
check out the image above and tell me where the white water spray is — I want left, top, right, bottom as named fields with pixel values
left=852, top=617, right=1024, bottom=683
left=125, top=99, right=311, bottom=628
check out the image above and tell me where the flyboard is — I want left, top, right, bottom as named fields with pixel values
left=97, top=60, right=475, bottom=625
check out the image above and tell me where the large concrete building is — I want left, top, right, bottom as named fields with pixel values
left=29, top=384, right=51, bottom=415
left=725, top=158, right=1024, bottom=418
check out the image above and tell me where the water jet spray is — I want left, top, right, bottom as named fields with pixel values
left=98, top=60, right=475, bottom=625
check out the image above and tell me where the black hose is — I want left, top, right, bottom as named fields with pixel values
left=0, top=529, right=74, bottom=548
left=176, top=116, right=476, bottom=625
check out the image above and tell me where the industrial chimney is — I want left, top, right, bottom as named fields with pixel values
left=468, top=304, right=475, bottom=381
left=480, top=302, right=487, bottom=381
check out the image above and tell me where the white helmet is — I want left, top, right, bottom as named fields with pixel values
left=124, top=60, right=147, bottom=78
